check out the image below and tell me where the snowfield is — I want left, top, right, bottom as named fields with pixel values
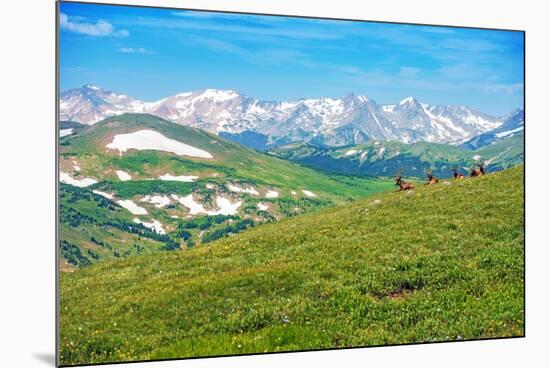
left=171, top=194, right=242, bottom=216
left=106, top=129, right=213, bottom=158
left=495, top=127, right=524, bottom=138
left=141, top=195, right=171, bottom=208
left=92, top=190, right=114, bottom=200
left=159, top=173, right=198, bottom=182
left=116, top=199, right=148, bottom=215
left=257, top=202, right=269, bottom=211
left=60, top=129, right=74, bottom=137
left=213, top=197, right=242, bottom=215
left=302, top=190, right=317, bottom=198
left=265, top=190, right=279, bottom=198
left=60, top=172, right=98, bottom=188
left=115, top=170, right=132, bottom=181
left=171, top=194, right=205, bottom=215
left=133, top=218, right=166, bottom=235
left=228, top=183, right=259, bottom=196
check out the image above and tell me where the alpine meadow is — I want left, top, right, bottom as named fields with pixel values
left=57, top=1, right=524, bottom=366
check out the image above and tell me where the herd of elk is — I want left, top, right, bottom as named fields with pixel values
left=395, top=161, right=486, bottom=192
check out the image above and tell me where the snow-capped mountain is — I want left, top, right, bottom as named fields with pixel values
left=382, top=97, right=501, bottom=144
left=60, top=85, right=520, bottom=148
left=59, top=84, right=146, bottom=123
left=461, top=109, right=524, bottom=150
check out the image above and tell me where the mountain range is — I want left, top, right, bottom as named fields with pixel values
left=60, top=84, right=524, bottom=149
left=460, top=109, right=525, bottom=149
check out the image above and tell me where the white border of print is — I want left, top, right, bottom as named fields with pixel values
left=1, top=1, right=548, bottom=368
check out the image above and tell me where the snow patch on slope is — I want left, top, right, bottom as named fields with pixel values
left=60, top=129, right=74, bottom=137
left=106, top=130, right=213, bottom=158
left=265, top=190, right=279, bottom=198
left=228, top=183, right=259, bottom=196
left=115, top=170, right=132, bottom=181
left=495, top=127, right=524, bottom=138
left=92, top=190, right=114, bottom=200
left=117, top=199, right=148, bottom=215
left=141, top=195, right=171, bottom=208
left=133, top=218, right=166, bottom=235
left=159, top=173, right=198, bottom=182
left=60, top=172, right=97, bottom=188
left=171, top=194, right=242, bottom=216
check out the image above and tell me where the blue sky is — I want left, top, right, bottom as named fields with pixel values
left=59, top=1, right=524, bottom=116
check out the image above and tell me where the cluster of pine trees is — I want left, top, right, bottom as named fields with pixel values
left=202, top=218, right=254, bottom=243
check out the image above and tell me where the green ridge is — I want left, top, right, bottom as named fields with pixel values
left=269, top=135, right=523, bottom=178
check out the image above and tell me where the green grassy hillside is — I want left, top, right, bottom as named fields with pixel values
left=59, top=114, right=392, bottom=268
left=59, top=184, right=176, bottom=271
left=60, top=114, right=389, bottom=197
left=269, top=135, right=523, bottom=178
left=60, top=166, right=524, bottom=365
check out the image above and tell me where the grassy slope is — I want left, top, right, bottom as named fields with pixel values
left=60, top=166, right=524, bottom=365
left=477, top=135, right=524, bottom=167
left=59, top=184, right=169, bottom=271
left=270, top=135, right=524, bottom=178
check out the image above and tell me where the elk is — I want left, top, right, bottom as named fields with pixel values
left=470, top=161, right=486, bottom=177
left=451, top=165, right=465, bottom=180
left=395, top=170, right=415, bottom=191
left=424, top=168, right=439, bottom=185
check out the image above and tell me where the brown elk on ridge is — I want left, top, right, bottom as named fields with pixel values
left=395, top=169, right=415, bottom=191
left=452, top=165, right=465, bottom=180
left=425, top=168, right=439, bottom=185
left=470, top=161, right=486, bottom=177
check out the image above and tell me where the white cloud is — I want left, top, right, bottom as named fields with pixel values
left=60, top=12, right=129, bottom=37
left=117, top=47, right=154, bottom=55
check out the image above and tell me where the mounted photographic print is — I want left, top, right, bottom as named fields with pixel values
left=57, top=1, right=525, bottom=366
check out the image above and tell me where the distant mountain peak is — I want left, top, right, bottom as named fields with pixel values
left=198, top=89, right=240, bottom=100
left=82, top=84, right=101, bottom=90
left=342, top=93, right=370, bottom=104
left=398, top=96, right=418, bottom=105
